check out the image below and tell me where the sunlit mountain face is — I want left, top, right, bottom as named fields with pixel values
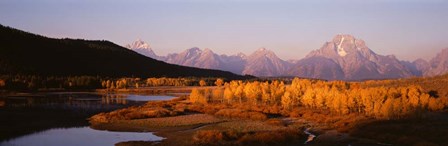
left=126, top=35, right=448, bottom=80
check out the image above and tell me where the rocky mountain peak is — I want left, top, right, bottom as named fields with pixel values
left=292, top=34, right=413, bottom=80
left=123, top=36, right=448, bottom=79
left=186, top=47, right=201, bottom=53
left=425, top=48, right=448, bottom=76
left=126, top=39, right=150, bottom=49
left=125, top=39, right=160, bottom=60
left=257, top=47, right=267, bottom=51
left=308, top=34, right=374, bottom=60
left=251, top=48, right=277, bottom=58
left=333, top=34, right=373, bottom=57
left=236, top=52, right=247, bottom=58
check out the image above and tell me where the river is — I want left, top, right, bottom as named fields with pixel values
left=0, top=92, right=176, bottom=146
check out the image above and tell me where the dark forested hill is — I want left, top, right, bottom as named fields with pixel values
left=0, top=25, right=250, bottom=79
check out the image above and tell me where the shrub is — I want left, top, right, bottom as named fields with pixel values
left=89, top=106, right=179, bottom=123
left=237, top=129, right=304, bottom=145
left=289, top=108, right=302, bottom=118
left=192, top=130, right=226, bottom=145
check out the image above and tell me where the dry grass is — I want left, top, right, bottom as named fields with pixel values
left=213, top=120, right=289, bottom=132
left=89, top=97, right=188, bottom=123
left=119, top=114, right=223, bottom=128
left=90, top=107, right=179, bottom=123
left=186, top=103, right=228, bottom=115
left=265, top=118, right=287, bottom=127
left=281, top=107, right=371, bottom=132
left=214, top=109, right=268, bottom=121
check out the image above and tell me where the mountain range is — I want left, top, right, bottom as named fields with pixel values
left=126, top=40, right=291, bottom=77
left=0, top=24, right=249, bottom=80
left=126, top=35, right=448, bottom=80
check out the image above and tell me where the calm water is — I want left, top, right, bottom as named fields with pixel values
left=0, top=92, right=176, bottom=145
left=0, top=127, right=164, bottom=146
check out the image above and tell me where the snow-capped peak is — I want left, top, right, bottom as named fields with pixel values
left=186, top=47, right=202, bottom=54
left=125, top=39, right=161, bottom=60
left=258, top=47, right=267, bottom=51
left=126, top=39, right=150, bottom=49
left=337, top=36, right=347, bottom=57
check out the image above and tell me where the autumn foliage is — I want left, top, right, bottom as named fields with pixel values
left=0, top=79, right=5, bottom=88
left=189, top=78, right=448, bottom=119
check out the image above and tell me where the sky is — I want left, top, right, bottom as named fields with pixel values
left=1, top=0, right=447, bottom=61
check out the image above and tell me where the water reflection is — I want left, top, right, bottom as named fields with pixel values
left=0, top=92, right=176, bottom=142
left=0, top=93, right=176, bottom=109
left=101, top=94, right=128, bottom=105
left=0, top=126, right=163, bottom=146
left=126, top=95, right=176, bottom=101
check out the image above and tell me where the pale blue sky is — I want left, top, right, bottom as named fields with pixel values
left=1, top=0, right=447, bottom=61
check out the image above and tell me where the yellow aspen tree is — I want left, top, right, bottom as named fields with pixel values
left=332, top=92, right=343, bottom=114
left=407, top=86, right=421, bottom=107
left=428, top=98, right=445, bottom=111
left=339, top=91, right=350, bottom=114
left=199, top=80, right=207, bottom=87
left=301, top=88, right=315, bottom=108
left=275, top=81, right=286, bottom=103
left=212, top=88, right=224, bottom=103
left=244, top=82, right=261, bottom=105
left=224, top=87, right=234, bottom=104
left=381, top=98, right=394, bottom=119
left=190, top=88, right=201, bottom=103
left=110, top=82, right=115, bottom=89
left=392, top=98, right=403, bottom=118
left=261, top=89, right=271, bottom=106
left=234, top=84, right=245, bottom=104
left=281, top=91, right=293, bottom=110
left=101, top=81, right=107, bottom=88
left=315, top=88, right=326, bottom=109
left=214, top=78, right=224, bottom=87
left=373, top=101, right=383, bottom=118
left=106, top=80, right=111, bottom=89
left=419, top=93, right=430, bottom=108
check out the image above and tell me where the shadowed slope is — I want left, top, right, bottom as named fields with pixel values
left=0, top=25, right=250, bottom=79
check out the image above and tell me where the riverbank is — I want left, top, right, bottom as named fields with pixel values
left=89, top=96, right=398, bottom=146
left=0, top=86, right=216, bottom=97
left=91, top=114, right=311, bottom=146
left=95, top=86, right=216, bottom=94
left=89, top=92, right=448, bottom=146
left=3, top=87, right=447, bottom=145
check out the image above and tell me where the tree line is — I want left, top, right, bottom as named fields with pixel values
left=190, top=78, right=448, bottom=119
left=100, top=77, right=222, bottom=89
left=0, top=75, right=102, bottom=90
left=0, top=74, right=226, bottom=91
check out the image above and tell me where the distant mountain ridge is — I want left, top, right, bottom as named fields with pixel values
left=414, top=48, right=448, bottom=77
left=289, top=34, right=414, bottom=80
left=0, top=24, right=248, bottom=80
left=125, top=40, right=290, bottom=76
left=127, top=36, right=448, bottom=80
